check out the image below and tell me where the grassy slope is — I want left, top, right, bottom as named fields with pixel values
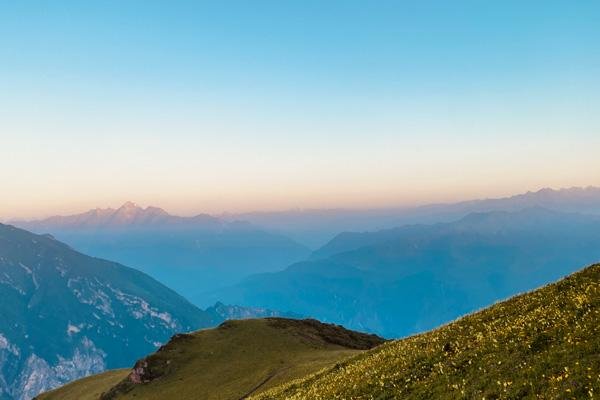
left=254, top=264, right=600, bottom=400
left=36, top=370, right=129, bottom=400
left=38, top=318, right=383, bottom=400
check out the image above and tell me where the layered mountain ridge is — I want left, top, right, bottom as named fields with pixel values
left=0, top=223, right=213, bottom=400
left=216, top=207, right=600, bottom=337
left=13, top=203, right=310, bottom=306
left=227, top=186, right=600, bottom=247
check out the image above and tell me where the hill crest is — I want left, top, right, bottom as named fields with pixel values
left=39, top=318, right=384, bottom=400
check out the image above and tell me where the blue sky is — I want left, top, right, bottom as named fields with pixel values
left=1, top=1, right=599, bottom=217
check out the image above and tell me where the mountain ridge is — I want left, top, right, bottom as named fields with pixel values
left=0, top=223, right=213, bottom=400
left=13, top=202, right=220, bottom=230
left=215, top=207, right=600, bottom=337
left=11, top=204, right=311, bottom=306
left=225, top=186, right=600, bottom=247
left=312, top=207, right=600, bottom=260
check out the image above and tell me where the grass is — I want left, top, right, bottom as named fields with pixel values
left=37, top=318, right=383, bottom=400
left=252, top=263, right=600, bottom=400
left=36, top=370, right=129, bottom=400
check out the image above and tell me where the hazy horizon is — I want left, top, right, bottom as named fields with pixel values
left=3, top=184, right=599, bottom=221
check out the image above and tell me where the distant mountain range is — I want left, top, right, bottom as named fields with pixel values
left=0, top=223, right=213, bottom=400
left=16, top=202, right=220, bottom=230
left=13, top=203, right=310, bottom=307
left=204, top=302, right=301, bottom=322
left=214, top=207, right=600, bottom=337
left=226, top=186, right=600, bottom=247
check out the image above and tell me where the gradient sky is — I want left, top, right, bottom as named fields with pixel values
left=1, top=1, right=599, bottom=218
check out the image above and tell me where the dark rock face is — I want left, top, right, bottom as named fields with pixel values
left=0, top=223, right=212, bottom=400
left=263, top=318, right=386, bottom=350
left=128, top=361, right=149, bottom=385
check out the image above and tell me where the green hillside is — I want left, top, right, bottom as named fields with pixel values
left=35, top=370, right=129, bottom=400
left=37, top=318, right=383, bottom=400
left=253, top=264, right=600, bottom=399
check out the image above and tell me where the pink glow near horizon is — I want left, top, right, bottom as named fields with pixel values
left=3, top=183, right=599, bottom=221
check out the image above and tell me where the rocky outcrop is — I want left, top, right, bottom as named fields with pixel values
left=0, top=336, right=105, bottom=400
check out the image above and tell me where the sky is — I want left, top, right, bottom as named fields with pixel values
left=1, top=1, right=599, bottom=218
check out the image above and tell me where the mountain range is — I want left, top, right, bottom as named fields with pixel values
left=214, top=207, right=600, bottom=337
left=204, top=302, right=301, bottom=322
left=14, top=202, right=217, bottom=230
left=227, top=186, right=600, bottom=247
left=13, top=202, right=310, bottom=307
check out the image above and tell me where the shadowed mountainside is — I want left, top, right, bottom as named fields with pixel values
left=214, top=208, right=600, bottom=337
left=13, top=202, right=310, bottom=306
left=0, top=223, right=213, bottom=400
